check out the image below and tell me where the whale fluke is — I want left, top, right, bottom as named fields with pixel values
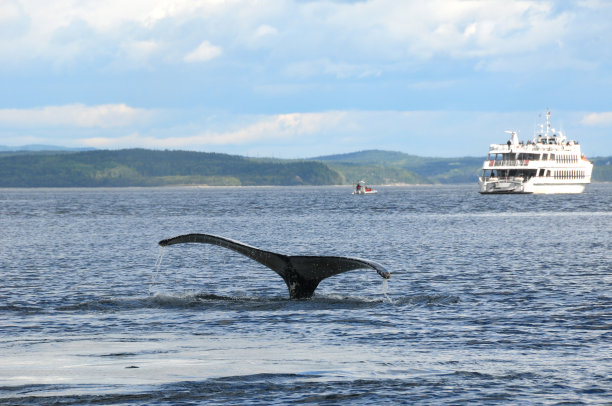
left=158, top=233, right=390, bottom=299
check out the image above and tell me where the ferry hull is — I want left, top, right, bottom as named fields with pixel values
left=479, top=178, right=588, bottom=194
left=479, top=179, right=527, bottom=194
left=527, top=183, right=587, bottom=194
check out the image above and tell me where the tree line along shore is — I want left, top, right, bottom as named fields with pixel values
left=1, top=148, right=610, bottom=187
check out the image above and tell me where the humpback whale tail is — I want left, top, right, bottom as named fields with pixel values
left=158, top=233, right=390, bottom=299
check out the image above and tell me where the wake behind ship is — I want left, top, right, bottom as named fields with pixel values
left=479, top=111, right=593, bottom=194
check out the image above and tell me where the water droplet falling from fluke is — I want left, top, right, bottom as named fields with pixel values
left=149, top=246, right=166, bottom=295
left=382, top=278, right=392, bottom=303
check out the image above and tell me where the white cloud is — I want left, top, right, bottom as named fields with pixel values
left=184, top=40, right=222, bottom=62
left=3, top=108, right=609, bottom=157
left=254, top=24, right=278, bottom=38
left=0, top=0, right=29, bottom=38
left=316, top=0, right=569, bottom=60
left=285, top=59, right=382, bottom=79
left=207, top=111, right=347, bottom=144
left=581, top=112, right=612, bottom=126
left=80, top=132, right=152, bottom=148
left=0, top=104, right=152, bottom=128
left=119, top=40, right=160, bottom=66
left=0, top=0, right=608, bottom=77
left=79, top=111, right=347, bottom=149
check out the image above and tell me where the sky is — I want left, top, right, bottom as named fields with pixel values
left=0, top=0, right=611, bottom=158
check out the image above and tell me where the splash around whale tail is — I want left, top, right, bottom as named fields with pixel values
left=158, top=233, right=390, bottom=299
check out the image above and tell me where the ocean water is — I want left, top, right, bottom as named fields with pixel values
left=0, top=184, right=610, bottom=405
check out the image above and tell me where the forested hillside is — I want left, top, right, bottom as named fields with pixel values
left=591, top=156, right=612, bottom=182
left=0, top=149, right=343, bottom=187
left=0, top=148, right=610, bottom=187
left=315, top=150, right=483, bottom=184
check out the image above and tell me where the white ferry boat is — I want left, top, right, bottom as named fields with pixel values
left=479, top=111, right=593, bottom=194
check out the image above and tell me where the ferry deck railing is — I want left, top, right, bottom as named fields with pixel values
left=487, top=160, right=530, bottom=167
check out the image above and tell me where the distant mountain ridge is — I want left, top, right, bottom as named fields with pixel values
left=0, top=149, right=342, bottom=187
left=0, top=144, right=96, bottom=152
left=0, top=148, right=610, bottom=187
left=313, top=149, right=484, bottom=184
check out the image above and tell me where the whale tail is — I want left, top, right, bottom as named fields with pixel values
left=158, top=233, right=390, bottom=299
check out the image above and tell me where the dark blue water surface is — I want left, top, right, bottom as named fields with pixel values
left=1, top=184, right=610, bottom=404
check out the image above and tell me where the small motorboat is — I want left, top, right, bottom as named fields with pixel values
left=353, top=180, right=377, bottom=194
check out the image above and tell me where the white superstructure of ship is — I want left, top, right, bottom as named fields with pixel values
left=479, top=111, right=593, bottom=194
